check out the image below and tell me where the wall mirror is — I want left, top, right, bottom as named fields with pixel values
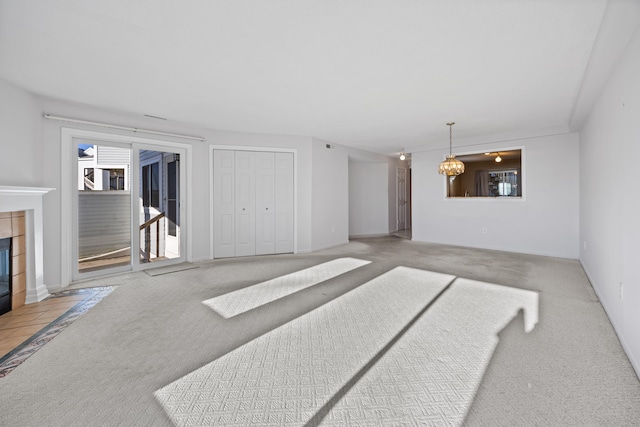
left=447, top=149, right=522, bottom=198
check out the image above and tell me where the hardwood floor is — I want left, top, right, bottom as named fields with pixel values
left=0, top=295, right=85, bottom=357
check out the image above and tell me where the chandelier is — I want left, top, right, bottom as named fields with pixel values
left=438, top=122, right=465, bottom=176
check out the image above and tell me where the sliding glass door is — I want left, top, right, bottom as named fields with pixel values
left=74, top=140, right=185, bottom=281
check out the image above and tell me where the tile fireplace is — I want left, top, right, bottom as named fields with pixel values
left=0, top=212, right=26, bottom=313
left=0, top=186, right=54, bottom=310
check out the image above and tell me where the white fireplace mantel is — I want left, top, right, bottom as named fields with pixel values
left=0, top=185, right=55, bottom=303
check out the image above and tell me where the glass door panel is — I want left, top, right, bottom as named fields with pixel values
left=138, top=149, right=181, bottom=264
left=76, top=142, right=132, bottom=275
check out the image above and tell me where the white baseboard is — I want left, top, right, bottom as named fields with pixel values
left=580, top=260, right=640, bottom=380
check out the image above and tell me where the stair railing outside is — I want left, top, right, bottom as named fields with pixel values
left=139, top=212, right=165, bottom=262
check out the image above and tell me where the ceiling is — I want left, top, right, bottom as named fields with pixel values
left=0, top=0, right=611, bottom=156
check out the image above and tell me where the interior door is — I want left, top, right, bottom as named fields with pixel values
left=255, top=152, right=275, bottom=255
left=235, top=151, right=256, bottom=257
left=213, top=149, right=294, bottom=258
left=213, top=150, right=236, bottom=258
left=275, top=152, right=294, bottom=254
left=407, top=168, right=412, bottom=229
left=397, top=167, right=406, bottom=231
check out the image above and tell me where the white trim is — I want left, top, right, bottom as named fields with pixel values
left=580, top=260, right=640, bottom=378
left=0, top=187, right=54, bottom=303
left=0, top=186, right=54, bottom=195
left=209, top=145, right=298, bottom=259
left=45, top=114, right=205, bottom=142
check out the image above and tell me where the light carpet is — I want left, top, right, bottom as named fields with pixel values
left=145, top=262, right=200, bottom=276
left=0, top=237, right=638, bottom=426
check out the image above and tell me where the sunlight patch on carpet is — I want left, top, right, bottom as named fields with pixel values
left=156, top=267, right=454, bottom=425
left=323, top=278, right=538, bottom=426
left=202, top=257, right=371, bottom=318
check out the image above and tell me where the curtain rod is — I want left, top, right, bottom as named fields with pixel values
left=43, top=114, right=206, bottom=142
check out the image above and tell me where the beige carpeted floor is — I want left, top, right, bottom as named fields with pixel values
left=0, top=236, right=638, bottom=426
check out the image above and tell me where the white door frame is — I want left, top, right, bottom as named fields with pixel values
left=209, top=145, right=297, bottom=259
left=61, top=128, right=192, bottom=286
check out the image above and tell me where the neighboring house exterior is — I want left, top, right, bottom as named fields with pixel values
left=77, top=145, right=130, bottom=191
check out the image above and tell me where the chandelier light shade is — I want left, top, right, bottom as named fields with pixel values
left=400, top=152, right=406, bottom=161
left=438, top=122, right=465, bottom=176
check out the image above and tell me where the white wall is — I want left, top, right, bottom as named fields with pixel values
left=0, top=79, right=43, bottom=187
left=412, top=132, right=579, bottom=259
left=311, top=138, right=349, bottom=251
left=37, top=98, right=317, bottom=287
left=1, top=91, right=371, bottom=287
left=579, top=24, right=640, bottom=376
left=348, top=162, right=388, bottom=236
left=39, top=98, right=211, bottom=287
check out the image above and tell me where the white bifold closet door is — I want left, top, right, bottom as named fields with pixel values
left=235, top=151, right=256, bottom=257
left=274, top=152, right=294, bottom=254
left=255, top=152, right=275, bottom=255
left=213, top=150, right=293, bottom=258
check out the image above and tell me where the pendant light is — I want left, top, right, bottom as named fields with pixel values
left=495, top=152, right=502, bottom=163
left=438, top=122, right=465, bottom=176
